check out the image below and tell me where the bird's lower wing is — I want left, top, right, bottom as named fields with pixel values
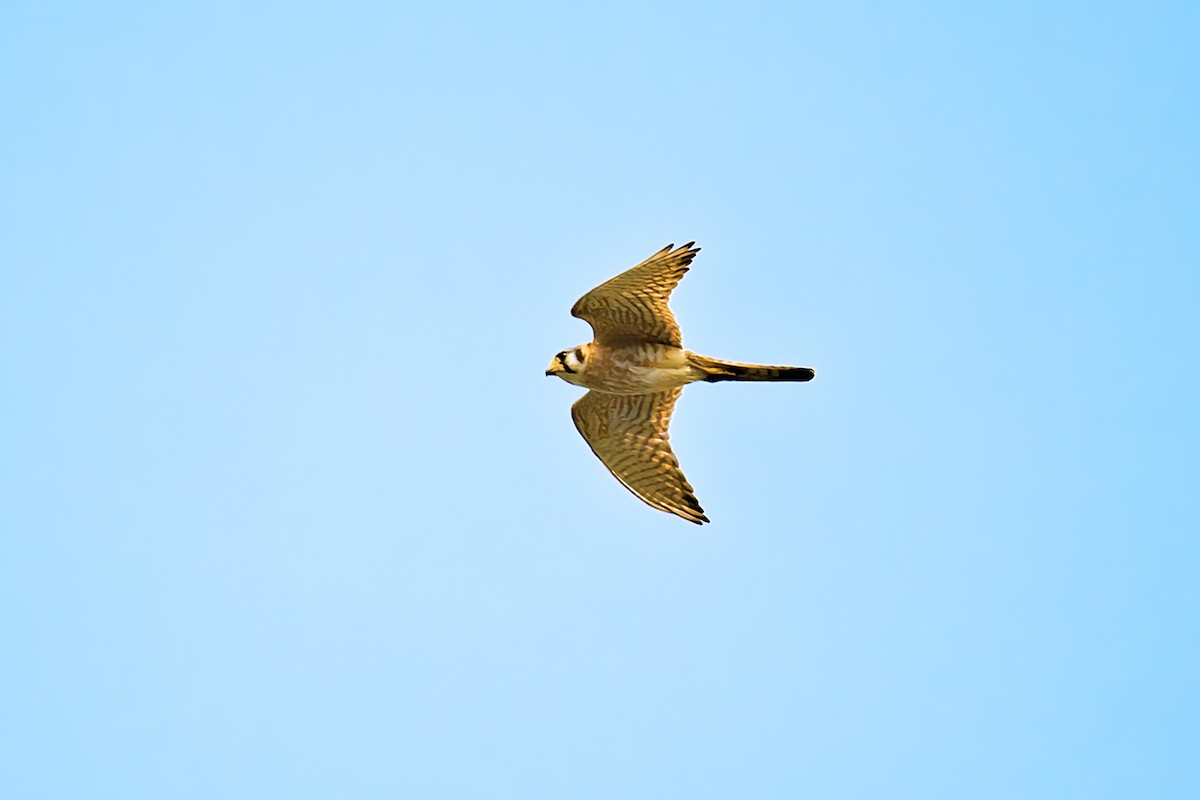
left=570, top=388, right=708, bottom=525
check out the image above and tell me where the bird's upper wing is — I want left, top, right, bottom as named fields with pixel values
left=571, top=243, right=700, bottom=347
left=570, top=388, right=708, bottom=524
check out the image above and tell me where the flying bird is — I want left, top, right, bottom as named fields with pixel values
left=546, top=242, right=815, bottom=524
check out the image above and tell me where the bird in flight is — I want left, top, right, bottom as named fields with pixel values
left=546, top=242, right=815, bottom=524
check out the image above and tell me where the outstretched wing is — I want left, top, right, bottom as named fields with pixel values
left=571, top=243, right=700, bottom=347
left=570, top=388, right=708, bottom=525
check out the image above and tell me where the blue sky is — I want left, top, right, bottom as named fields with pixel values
left=2, top=2, right=1197, bottom=797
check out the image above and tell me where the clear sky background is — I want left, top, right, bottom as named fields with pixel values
left=3, top=2, right=1197, bottom=798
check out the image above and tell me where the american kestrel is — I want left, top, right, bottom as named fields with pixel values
left=546, top=242, right=815, bottom=524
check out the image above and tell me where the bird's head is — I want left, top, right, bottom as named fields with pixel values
left=545, top=345, right=589, bottom=385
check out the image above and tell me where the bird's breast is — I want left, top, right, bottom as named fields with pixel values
left=580, top=344, right=700, bottom=394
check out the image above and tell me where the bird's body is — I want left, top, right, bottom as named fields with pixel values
left=546, top=242, right=815, bottom=524
left=555, top=341, right=813, bottom=395
left=553, top=342, right=700, bottom=394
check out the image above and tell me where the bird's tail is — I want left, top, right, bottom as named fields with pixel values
left=688, top=353, right=815, bottom=383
